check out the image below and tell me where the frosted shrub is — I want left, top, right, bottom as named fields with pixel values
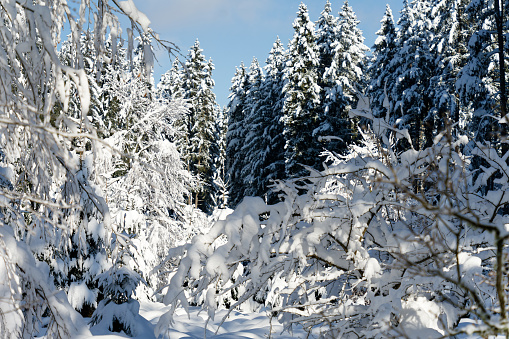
left=158, top=96, right=509, bottom=338
left=0, top=0, right=174, bottom=336
left=90, top=231, right=142, bottom=336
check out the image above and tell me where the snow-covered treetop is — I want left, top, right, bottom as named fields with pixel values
left=376, top=4, right=396, bottom=44
left=316, top=0, right=337, bottom=68
left=290, top=2, right=318, bottom=62
left=326, top=0, right=368, bottom=100
left=264, top=37, right=286, bottom=80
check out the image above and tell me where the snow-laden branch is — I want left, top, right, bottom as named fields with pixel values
left=159, top=102, right=509, bottom=338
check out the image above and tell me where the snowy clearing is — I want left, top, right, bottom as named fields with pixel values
left=73, top=302, right=304, bottom=339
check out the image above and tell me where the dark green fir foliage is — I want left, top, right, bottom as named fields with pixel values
left=240, top=58, right=265, bottom=198
left=367, top=4, right=398, bottom=120
left=430, top=0, right=472, bottom=137
left=389, top=0, right=435, bottom=150
left=457, top=0, right=509, bottom=143
left=314, top=0, right=348, bottom=154
left=282, top=3, right=322, bottom=178
left=212, top=106, right=229, bottom=209
left=225, top=1, right=370, bottom=203
left=180, top=40, right=220, bottom=213
left=226, top=63, right=250, bottom=207
left=253, top=37, right=287, bottom=204
left=227, top=43, right=287, bottom=207
left=318, top=0, right=368, bottom=154
left=315, top=0, right=338, bottom=117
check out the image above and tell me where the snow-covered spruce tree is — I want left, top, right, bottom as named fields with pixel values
left=258, top=37, right=287, bottom=204
left=206, top=72, right=223, bottom=209
left=315, top=0, right=340, bottom=121
left=211, top=106, right=229, bottom=209
left=58, top=33, right=109, bottom=136
left=240, top=37, right=287, bottom=204
left=456, top=0, right=508, bottom=143
left=429, top=0, right=472, bottom=137
left=157, top=94, right=509, bottom=338
left=282, top=3, right=322, bottom=178
left=314, top=0, right=348, bottom=156
left=179, top=40, right=220, bottom=213
left=319, top=0, right=369, bottom=155
left=157, top=56, right=184, bottom=101
left=315, top=1, right=336, bottom=83
left=240, top=57, right=265, bottom=197
left=367, top=4, right=398, bottom=119
left=226, top=63, right=250, bottom=207
left=90, top=229, right=143, bottom=336
left=389, top=0, right=436, bottom=151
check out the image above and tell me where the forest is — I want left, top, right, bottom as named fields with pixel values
left=0, top=0, right=508, bottom=338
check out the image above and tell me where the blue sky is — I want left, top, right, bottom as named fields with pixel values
left=134, top=1, right=403, bottom=107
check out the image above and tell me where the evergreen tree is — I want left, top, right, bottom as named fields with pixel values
left=180, top=40, right=220, bottom=213
left=282, top=3, right=322, bottom=178
left=429, top=0, right=472, bottom=136
left=53, top=33, right=110, bottom=317
left=212, top=107, right=229, bottom=209
left=457, top=0, right=509, bottom=143
left=316, top=1, right=336, bottom=74
left=99, top=41, right=132, bottom=139
left=156, top=56, right=184, bottom=101
left=314, top=0, right=346, bottom=154
left=226, top=63, right=250, bottom=207
left=58, top=33, right=108, bottom=135
left=333, top=1, right=369, bottom=104
left=387, top=0, right=411, bottom=138
left=320, top=0, right=369, bottom=154
left=241, top=58, right=265, bottom=197
left=389, top=0, right=435, bottom=150
left=367, top=5, right=398, bottom=119
left=257, top=37, right=287, bottom=203
left=90, top=231, right=142, bottom=336
left=316, top=0, right=338, bottom=114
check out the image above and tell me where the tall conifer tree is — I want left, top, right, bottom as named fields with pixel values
left=157, top=57, right=183, bottom=101
left=258, top=37, right=287, bottom=203
left=320, top=0, right=368, bottom=153
left=241, top=58, right=265, bottom=197
left=368, top=5, right=398, bottom=119
left=226, top=63, right=249, bottom=207
left=316, top=0, right=338, bottom=117
left=430, top=0, right=472, bottom=136
left=180, top=40, right=219, bottom=212
left=457, top=0, right=508, bottom=143
left=212, top=107, right=229, bottom=209
left=390, top=0, right=435, bottom=150
left=282, top=3, right=321, bottom=178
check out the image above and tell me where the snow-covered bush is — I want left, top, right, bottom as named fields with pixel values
left=158, top=96, right=509, bottom=338
left=90, top=230, right=143, bottom=336
left=0, top=0, right=172, bottom=336
left=90, top=50, right=200, bottom=301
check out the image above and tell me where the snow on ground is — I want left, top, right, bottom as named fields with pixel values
left=76, top=301, right=304, bottom=338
